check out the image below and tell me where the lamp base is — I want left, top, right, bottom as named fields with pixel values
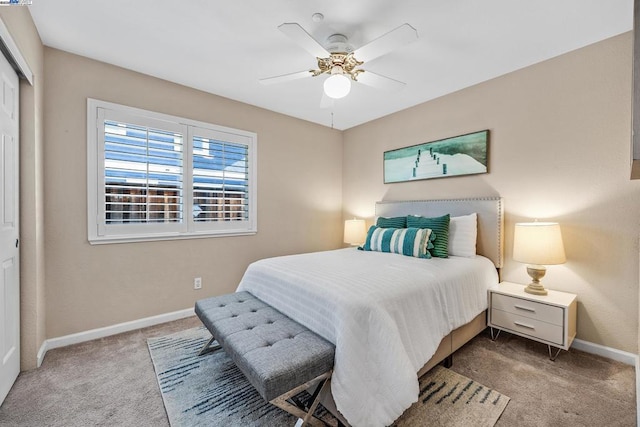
left=524, top=283, right=548, bottom=296
left=524, top=265, right=548, bottom=296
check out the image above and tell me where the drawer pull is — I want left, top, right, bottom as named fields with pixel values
left=514, top=304, right=536, bottom=313
left=514, top=321, right=535, bottom=330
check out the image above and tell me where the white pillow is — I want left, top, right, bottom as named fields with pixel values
left=448, top=213, right=477, bottom=257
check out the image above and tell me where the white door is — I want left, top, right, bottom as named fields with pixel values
left=0, top=50, right=19, bottom=405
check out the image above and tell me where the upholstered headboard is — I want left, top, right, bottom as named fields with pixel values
left=374, top=197, right=504, bottom=268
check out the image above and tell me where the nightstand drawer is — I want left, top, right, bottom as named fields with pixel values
left=491, top=293, right=563, bottom=326
left=491, top=309, right=564, bottom=345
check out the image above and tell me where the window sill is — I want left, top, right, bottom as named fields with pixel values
left=88, top=229, right=257, bottom=245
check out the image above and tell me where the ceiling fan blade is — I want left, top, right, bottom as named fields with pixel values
left=354, top=23, right=418, bottom=63
left=278, top=23, right=330, bottom=58
left=357, top=71, right=406, bottom=92
left=259, top=70, right=313, bottom=85
left=320, top=91, right=335, bottom=109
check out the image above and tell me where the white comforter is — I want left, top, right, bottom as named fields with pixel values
left=236, top=248, right=498, bottom=427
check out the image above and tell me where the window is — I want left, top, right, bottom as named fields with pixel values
left=87, top=99, right=257, bottom=243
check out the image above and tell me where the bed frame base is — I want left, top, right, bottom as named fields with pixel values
left=442, top=354, right=453, bottom=368
left=321, top=310, right=488, bottom=427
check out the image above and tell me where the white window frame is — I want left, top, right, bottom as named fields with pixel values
left=87, top=98, right=257, bottom=244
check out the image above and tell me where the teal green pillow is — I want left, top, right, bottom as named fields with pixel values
left=376, top=216, right=407, bottom=228
left=406, top=214, right=450, bottom=258
left=359, top=226, right=435, bottom=258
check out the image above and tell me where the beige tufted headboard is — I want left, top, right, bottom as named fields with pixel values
left=374, top=197, right=504, bottom=268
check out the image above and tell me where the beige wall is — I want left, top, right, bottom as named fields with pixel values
left=6, top=12, right=639, bottom=364
left=343, top=33, right=639, bottom=353
left=43, top=48, right=343, bottom=338
left=0, top=9, right=46, bottom=370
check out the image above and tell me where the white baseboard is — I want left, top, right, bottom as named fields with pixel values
left=570, top=336, right=640, bottom=424
left=36, top=340, right=48, bottom=368
left=571, top=338, right=638, bottom=366
left=572, top=339, right=640, bottom=426
left=636, top=357, right=640, bottom=427
left=39, top=308, right=195, bottom=365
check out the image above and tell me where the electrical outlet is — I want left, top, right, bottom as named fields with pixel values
left=194, top=277, right=202, bottom=290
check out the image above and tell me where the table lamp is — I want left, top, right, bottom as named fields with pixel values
left=344, top=219, right=366, bottom=246
left=513, top=222, right=566, bottom=295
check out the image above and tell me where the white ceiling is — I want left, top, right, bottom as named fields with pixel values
left=28, top=0, right=632, bottom=130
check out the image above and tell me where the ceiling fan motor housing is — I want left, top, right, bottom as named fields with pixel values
left=325, top=34, right=353, bottom=53
left=312, top=34, right=362, bottom=81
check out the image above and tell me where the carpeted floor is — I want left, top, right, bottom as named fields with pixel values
left=0, top=316, right=635, bottom=426
left=454, top=332, right=637, bottom=426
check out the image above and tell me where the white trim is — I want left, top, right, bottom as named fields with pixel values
left=88, top=229, right=257, bottom=245
left=571, top=338, right=637, bottom=366
left=636, top=355, right=640, bottom=427
left=39, top=307, right=195, bottom=364
left=0, top=16, right=33, bottom=85
left=36, top=340, right=47, bottom=368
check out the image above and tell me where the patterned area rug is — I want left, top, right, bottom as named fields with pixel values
left=148, top=327, right=509, bottom=427
left=394, top=365, right=510, bottom=427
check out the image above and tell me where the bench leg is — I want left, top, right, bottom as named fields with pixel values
left=198, top=335, right=222, bottom=356
left=301, top=376, right=330, bottom=426
left=270, top=371, right=332, bottom=427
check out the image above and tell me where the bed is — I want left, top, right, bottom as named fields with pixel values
left=237, top=197, right=504, bottom=426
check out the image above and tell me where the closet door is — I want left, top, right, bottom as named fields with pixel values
left=0, top=47, right=20, bottom=406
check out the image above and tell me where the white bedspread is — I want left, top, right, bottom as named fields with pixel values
left=236, top=248, right=498, bottom=427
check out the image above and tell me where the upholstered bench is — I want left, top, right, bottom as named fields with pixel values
left=195, top=291, right=336, bottom=426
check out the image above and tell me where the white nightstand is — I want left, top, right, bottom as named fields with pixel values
left=488, top=281, right=577, bottom=360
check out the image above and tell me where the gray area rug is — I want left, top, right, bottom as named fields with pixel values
left=148, top=326, right=299, bottom=426
left=148, top=326, right=509, bottom=427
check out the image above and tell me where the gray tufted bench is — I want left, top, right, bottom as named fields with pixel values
left=195, top=291, right=336, bottom=426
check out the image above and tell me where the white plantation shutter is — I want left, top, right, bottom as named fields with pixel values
left=191, top=127, right=251, bottom=227
left=88, top=99, right=257, bottom=244
left=103, top=120, right=184, bottom=225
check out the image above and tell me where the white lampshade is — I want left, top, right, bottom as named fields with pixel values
left=344, top=219, right=366, bottom=245
left=324, top=71, right=351, bottom=99
left=513, top=222, right=566, bottom=265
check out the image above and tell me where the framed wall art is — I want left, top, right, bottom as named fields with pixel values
left=383, top=130, right=489, bottom=184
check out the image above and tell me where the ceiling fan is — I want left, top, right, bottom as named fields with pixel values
left=259, top=22, right=418, bottom=106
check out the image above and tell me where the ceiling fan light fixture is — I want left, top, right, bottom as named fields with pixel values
left=324, top=71, right=351, bottom=99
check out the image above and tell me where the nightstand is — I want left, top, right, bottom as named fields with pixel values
left=488, top=281, right=577, bottom=360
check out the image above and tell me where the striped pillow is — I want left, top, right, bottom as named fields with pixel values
left=376, top=216, right=407, bottom=228
left=406, top=214, right=450, bottom=258
left=360, top=226, right=435, bottom=259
